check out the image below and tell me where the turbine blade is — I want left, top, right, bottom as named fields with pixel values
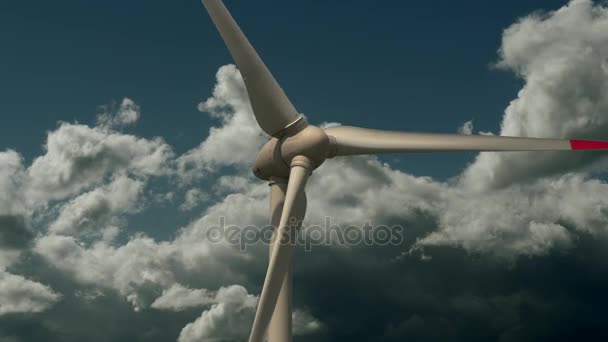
left=324, top=126, right=608, bottom=156
left=268, top=178, right=293, bottom=341
left=202, top=0, right=303, bottom=137
left=249, top=165, right=309, bottom=342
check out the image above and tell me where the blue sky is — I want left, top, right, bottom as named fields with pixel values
left=4, top=1, right=608, bottom=341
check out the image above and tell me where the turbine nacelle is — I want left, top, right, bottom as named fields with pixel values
left=253, top=121, right=331, bottom=180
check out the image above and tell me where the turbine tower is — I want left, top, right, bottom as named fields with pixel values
left=200, top=1, right=608, bottom=341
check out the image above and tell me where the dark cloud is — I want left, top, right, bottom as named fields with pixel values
left=292, top=230, right=608, bottom=342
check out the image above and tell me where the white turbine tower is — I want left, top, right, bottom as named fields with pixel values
left=201, top=1, right=608, bottom=341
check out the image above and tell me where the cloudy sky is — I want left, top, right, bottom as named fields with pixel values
left=2, top=0, right=608, bottom=341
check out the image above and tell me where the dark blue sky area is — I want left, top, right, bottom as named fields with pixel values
left=0, top=0, right=568, bottom=179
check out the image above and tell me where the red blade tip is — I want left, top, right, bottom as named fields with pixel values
left=570, top=139, right=608, bottom=150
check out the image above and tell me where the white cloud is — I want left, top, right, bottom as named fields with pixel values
left=177, top=285, right=322, bottom=342
left=48, top=174, right=144, bottom=237
left=151, top=283, right=215, bottom=311
left=97, top=98, right=140, bottom=129
left=177, top=65, right=266, bottom=181
left=28, top=122, right=173, bottom=203
left=0, top=251, right=22, bottom=272
left=0, top=271, right=60, bottom=315
left=177, top=285, right=257, bottom=342
left=305, top=156, right=444, bottom=229
left=293, top=310, right=324, bottom=335
left=458, top=120, right=474, bottom=135
left=35, top=234, right=178, bottom=311
left=0, top=151, right=27, bottom=217
left=34, top=225, right=247, bottom=312
left=179, top=188, right=207, bottom=212
left=214, top=175, right=254, bottom=195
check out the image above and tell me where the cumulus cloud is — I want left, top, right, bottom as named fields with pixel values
left=417, top=174, right=608, bottom=256
left=35, top=234, right=178, bottom=311
left=177, top=285, right=257, bottom=342
left=0, top=271, right=60, bottom=315
left=97, top=98, right=140, bottom=129
left=458, top=120, right=474, bottom=135
left=177, top=285, right=322, bottom=342
left=48, top=174, right=144, bottom=238
left=460, top=0, right=608, bottom=191
left=28, top=121, right=172, bottom=203
left=150, top=283, right=215, bottom=311
left=0, top=151, right=27, bottom=217
left=34, top=224, right=248, bottom=312
left=177, top=65, right=266, bottom=181
left=293, top=310, right=324, bottom=335
left=179, top=188, right=207, bottom=212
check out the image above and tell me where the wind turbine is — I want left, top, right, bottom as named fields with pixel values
left=200, top=1, right=608, bottom=341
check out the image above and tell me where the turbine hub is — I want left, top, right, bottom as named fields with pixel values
left=252, top=124, right=330, bottom=180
